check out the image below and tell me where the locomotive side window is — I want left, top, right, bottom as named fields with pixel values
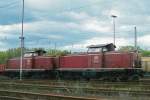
left=24, top=50, right=46, bottom=57
left=24, top=52, right=38, bottom=57
left=24, top=53, right=33, bottom=57
left=88, top=48, right=102, bottom=53
left=103, top=47, right=108, bottom=52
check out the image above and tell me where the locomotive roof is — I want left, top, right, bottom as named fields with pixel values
left=87, top=43, right=116, bottom=48
left=25, top=49, right=46, bottom=53
left=25, top=51, right=35, bottom=53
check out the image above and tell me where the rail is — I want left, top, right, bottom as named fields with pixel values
left=0, top=80, right=150, bottom=90
left=1, top=79, right=150, bottom=85
left=0, top=80, right=150, bottom=99
left=0, top=82, right=149, bottom=97
left=0, top=90, right=97, bottom=100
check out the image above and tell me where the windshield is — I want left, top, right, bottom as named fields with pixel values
left=88, top=48, right=102, bottom=53
left=24, top=53, right=38, bottom=57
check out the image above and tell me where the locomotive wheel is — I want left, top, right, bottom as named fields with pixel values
left=129, top=74, right=139, bottom=81
left=116, top=74, right=124, bottom=82
left=0, top=75, right=10, bottom=80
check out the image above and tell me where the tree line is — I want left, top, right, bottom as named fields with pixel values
left=118, top=46, right=150, bottom=56
left=0, top=48, right=70, bottom=64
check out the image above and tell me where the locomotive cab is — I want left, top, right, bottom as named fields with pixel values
left=24, top=50, right=46, bottom=57
left=87, top=43, right=116, bottom=53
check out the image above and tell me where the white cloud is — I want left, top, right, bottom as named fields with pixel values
left=0, top=24, right=20, bottom=38
left=63, top=11, right=92, bottom=20
left=83, top=37, right=130, bottom=47
left=81, top=19, right=111, bottom=33
left=61, top=44, right=87, bottom=52
left=25, top=0, right=54, bottom=11
left=66, top=11, right=134, bottom=36
left=138, top=35, right=150, bottom=48
left=25, top=0, right=67, bottom=12
left=0, top=0, right=150, bottom=51
left=61, top=37, right=131, bottom=52
left=0, top=41, right=9, bottom=51
left=0, top=24, right=19, bottom=32
left=48, top=34, right=63, bottom=40
left=63, top=11, right=112, bottom=33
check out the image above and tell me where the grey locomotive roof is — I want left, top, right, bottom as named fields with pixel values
left=25, top=51, right=35, bottom=53
left=25, top=49, right=46, bottom=53
left=87, top=43, right=115, bottom=48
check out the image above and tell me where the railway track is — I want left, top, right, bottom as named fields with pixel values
left=0, top=96, right=23, bottom=100
left=1, top=78, right=150, bottom=85
left=0, top=85, right=149, bottom=100
left=1, top=81, right=150, bottom=91
left=1, top=79, right=150, bottom=89
left=0, top=81, right=150, bottom=97
left=0, top=90, right=97, bottom=100
left=0, top=81, right=149, bottom=90
left=0, top=79, right=150, bottom=100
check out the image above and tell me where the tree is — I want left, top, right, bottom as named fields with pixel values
left=118, top=46, right=150, bottom=57
left=141, top=50, right=150, bottom=57
left=118, top=46, right=135, bottom=52
left=0, top=48, right=70, bottom=64
left=47, top=49, right=70, bottom=56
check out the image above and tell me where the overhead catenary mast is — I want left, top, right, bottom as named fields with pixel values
left=19, top=0, right=24, bottom=80
left=111, top=15, right=117, bottom=46
left=134, top=26, right=137, bottom=51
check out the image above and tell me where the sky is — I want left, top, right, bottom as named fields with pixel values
left=0, top=0, right=150, bottom=51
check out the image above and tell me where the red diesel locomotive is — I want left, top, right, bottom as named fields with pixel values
left=2, top=43, right=143, bottom=81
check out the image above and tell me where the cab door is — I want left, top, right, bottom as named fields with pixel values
left=90, top=54, right=102, bottom=68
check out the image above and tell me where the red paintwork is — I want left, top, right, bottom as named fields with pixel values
left=105, top=52, right=134, bottom=68
left=7, top=57, right=33, bottom=69
left=59, top=52, right=136, bottom=69
left=59, top=54, right=103, bottom=69
left=34, top=56, right=54, bottom=70
left=6, top=52, right=137, bottom=71
left=7, top=56, right=54, bottom=70
left=60, top=55, right=89, bottom=68
left=0, top=64, right=5, bottom=72
left=90, top=54, right=102, bottom=68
